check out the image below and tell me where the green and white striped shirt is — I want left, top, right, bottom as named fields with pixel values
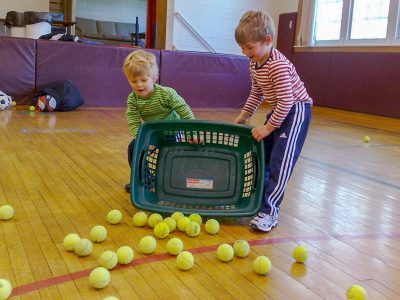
left=126, top=84, right=194, bottom=137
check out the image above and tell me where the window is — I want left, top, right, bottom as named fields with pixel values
left=301, top=0, right=400, bottom=46
left=350, top=0, right=391, bottom=39
left=314, top=0, right=343, bottom=41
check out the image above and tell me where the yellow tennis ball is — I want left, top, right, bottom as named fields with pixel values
left=147, top=213, right=163, bottom=228
left=0, top=278, right=12, bottom=300
left=363, top=136, right=371, bottom=143
left=74, top=238, right=93, bottom=256
left=185, top=222, right=201, bottom=237
left=10, top=101, right=16, bottom=106
left=204, top=219, right=219, bottom=234
left=107, top=209, right=122, bottom=224
left=166, top=238, right=184, bottom=255
left=116, top=246, right=134, bottom=264
left=132, top=211, right=148, bottom=227
left=0, top=205, right=14, bottom=220
left=171, top=211, right=184, bottom=223
left=216, top=244, right=234, bottom=262
left=233, top=240, right=250, bottom=258
left=103, top=297, right=119, bottom=300
left=163, top=217, right=177, bottom=232
left=176, top=251, right=194, bottom=270
left=347, top=285, right=367, bottom=300
left=90, top=225, right=107, bottom=242
left=139, top=236, right=157, bottom=254
left=177, top=216, right=191, bottom=232
left=153, top=222, right=170, bottom=239
left=63, top=233, right=81, bottom=251
left=188, top=213, right=202, bottom=225
left=29, top=105, right=35, bottom=111
left=98, top=250, right=118, bottom=270
left=253, top=256, right=272, bottom=275
left=89, top=267, right=110, bottom=289
left=292, top=245, right=308, bottom=263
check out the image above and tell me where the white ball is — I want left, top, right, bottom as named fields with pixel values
left=0, top=91, right=11, bottom=110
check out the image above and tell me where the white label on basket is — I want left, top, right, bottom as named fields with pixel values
left=186, top=178, right=213, bottom=189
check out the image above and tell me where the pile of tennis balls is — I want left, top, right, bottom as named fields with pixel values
left=60, top=208, right=368, bottom=299
left=63, top=226, right=105, bottom=257
left=131, top=210, right=222, bottom=271
left=62, top=209, right=135, bottom=290
left=213, top=241, right=312, bottom=276
left=215, top=240, right=272, bottom=275
left=132, top=211, right=219, bottom=255
left=131, top=210, right=311, bottom=276
left=2, top=203, right=369, bottom=299
left=133, top=211, right=220, bottom=239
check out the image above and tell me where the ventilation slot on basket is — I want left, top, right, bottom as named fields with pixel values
left=162, top=130, right=240, bottom=147
left=242, top=150, right=254, bottom=198
left=144, top=145, right=158, bottom=191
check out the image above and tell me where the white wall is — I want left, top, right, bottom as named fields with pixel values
left=0, top=0, right=48, bottom=18
left=268, top=0, right=299, bottom=32
left=76, top=0, right=147, bottom=32
left=172, top=0, right=299, bottom=54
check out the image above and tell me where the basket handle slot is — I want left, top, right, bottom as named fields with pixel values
left=252, top=153, right=260, bottom=190
left=137, top=149, right=146, bottom=183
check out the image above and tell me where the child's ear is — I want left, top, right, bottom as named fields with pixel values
left=265, top=35, right=272, bottom=46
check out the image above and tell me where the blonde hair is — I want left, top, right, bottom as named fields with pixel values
left=122, top=50, right=159, bottom=80
left=235, top=11, right=275, bottom=45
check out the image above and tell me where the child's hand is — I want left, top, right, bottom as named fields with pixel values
left=251, top=124, right=275, bottom=142
left=189, top=136, right=204, bottom=145
left=234, top=110, right=251, bottom=125
left=234, top=116, right=248, bottom=125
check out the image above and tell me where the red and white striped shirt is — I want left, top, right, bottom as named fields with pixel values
left=243, top=48, right=313, bottom=128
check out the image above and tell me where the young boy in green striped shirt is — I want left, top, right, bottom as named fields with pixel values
left=122, top=50, right=195, bottom=192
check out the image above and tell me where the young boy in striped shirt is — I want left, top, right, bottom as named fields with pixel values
left=234, top=11, right=313, bottom=232
left=122, top=50, right=195, bottom=193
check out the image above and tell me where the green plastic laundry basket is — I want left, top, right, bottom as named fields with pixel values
left=130, top=120, right=264, bottom=217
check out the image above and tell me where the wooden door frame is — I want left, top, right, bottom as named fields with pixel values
left=147, top=0, right=174, bottom=49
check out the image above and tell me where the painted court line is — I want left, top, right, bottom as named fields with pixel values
left=301, top=155, right=400, bottom=190
left=21, top=128, right=96, bottom=133
left=11, top=232, right=400, bottom=297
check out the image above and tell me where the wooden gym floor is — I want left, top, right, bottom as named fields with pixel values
left=0, top=105, right=399, bottom=299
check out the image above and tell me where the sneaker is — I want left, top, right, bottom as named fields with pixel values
left=249, top=212, right=278, bottom=232
left=125, top=183, right=130, bottom=193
